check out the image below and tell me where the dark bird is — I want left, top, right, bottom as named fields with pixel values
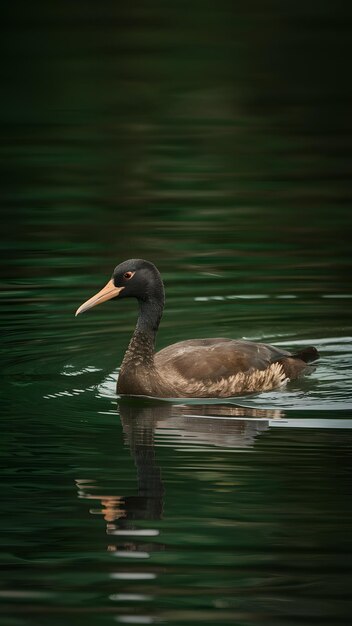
left=75, top=259, right=319, bottom=398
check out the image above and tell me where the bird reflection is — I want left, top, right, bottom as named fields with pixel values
left=76, top=401, right=283, bottom=553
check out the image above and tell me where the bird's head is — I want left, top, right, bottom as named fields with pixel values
left=75, top=259, right=164, bottom=317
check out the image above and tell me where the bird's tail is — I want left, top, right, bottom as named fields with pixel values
left=291, top=346, right=319, bottom=363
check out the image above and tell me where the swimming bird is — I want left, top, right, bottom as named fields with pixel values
left=75, top=259, right=319, bottom=398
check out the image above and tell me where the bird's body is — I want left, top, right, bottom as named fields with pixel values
left=76, top=259, right=319, bottom=398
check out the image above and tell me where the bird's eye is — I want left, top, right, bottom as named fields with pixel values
left=123, top=271, right=134, bottom=280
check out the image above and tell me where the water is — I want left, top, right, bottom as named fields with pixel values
left=1, top=2, right=352, bottom=625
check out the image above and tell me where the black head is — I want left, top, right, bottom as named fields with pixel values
left=112, top=259, right=164, bottom=301
left=75, top=259, right=164, bottom=316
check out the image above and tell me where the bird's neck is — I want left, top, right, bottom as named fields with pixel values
left=121, top=296, right=164, bottom=370
left=136, top=296, right=163, bottom=339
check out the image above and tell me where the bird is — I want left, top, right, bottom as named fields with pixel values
left=75, top=259, right=319, bottom=398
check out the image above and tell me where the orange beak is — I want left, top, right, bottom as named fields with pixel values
left=75, top=279, right=124, bottom=316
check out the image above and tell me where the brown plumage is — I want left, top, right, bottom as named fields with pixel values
left=75, top=259, right=319, bottom=398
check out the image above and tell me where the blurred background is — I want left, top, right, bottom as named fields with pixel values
left=2, top=0, right=351, bottom=285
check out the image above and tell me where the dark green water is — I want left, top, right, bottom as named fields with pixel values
left=1, top=2, right=352, bottom=625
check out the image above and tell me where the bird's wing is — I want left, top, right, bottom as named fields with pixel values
left=155, top=338, right=290, bottom=382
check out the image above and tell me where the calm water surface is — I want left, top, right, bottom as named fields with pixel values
left=1, top=2, right=352, bottom=625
